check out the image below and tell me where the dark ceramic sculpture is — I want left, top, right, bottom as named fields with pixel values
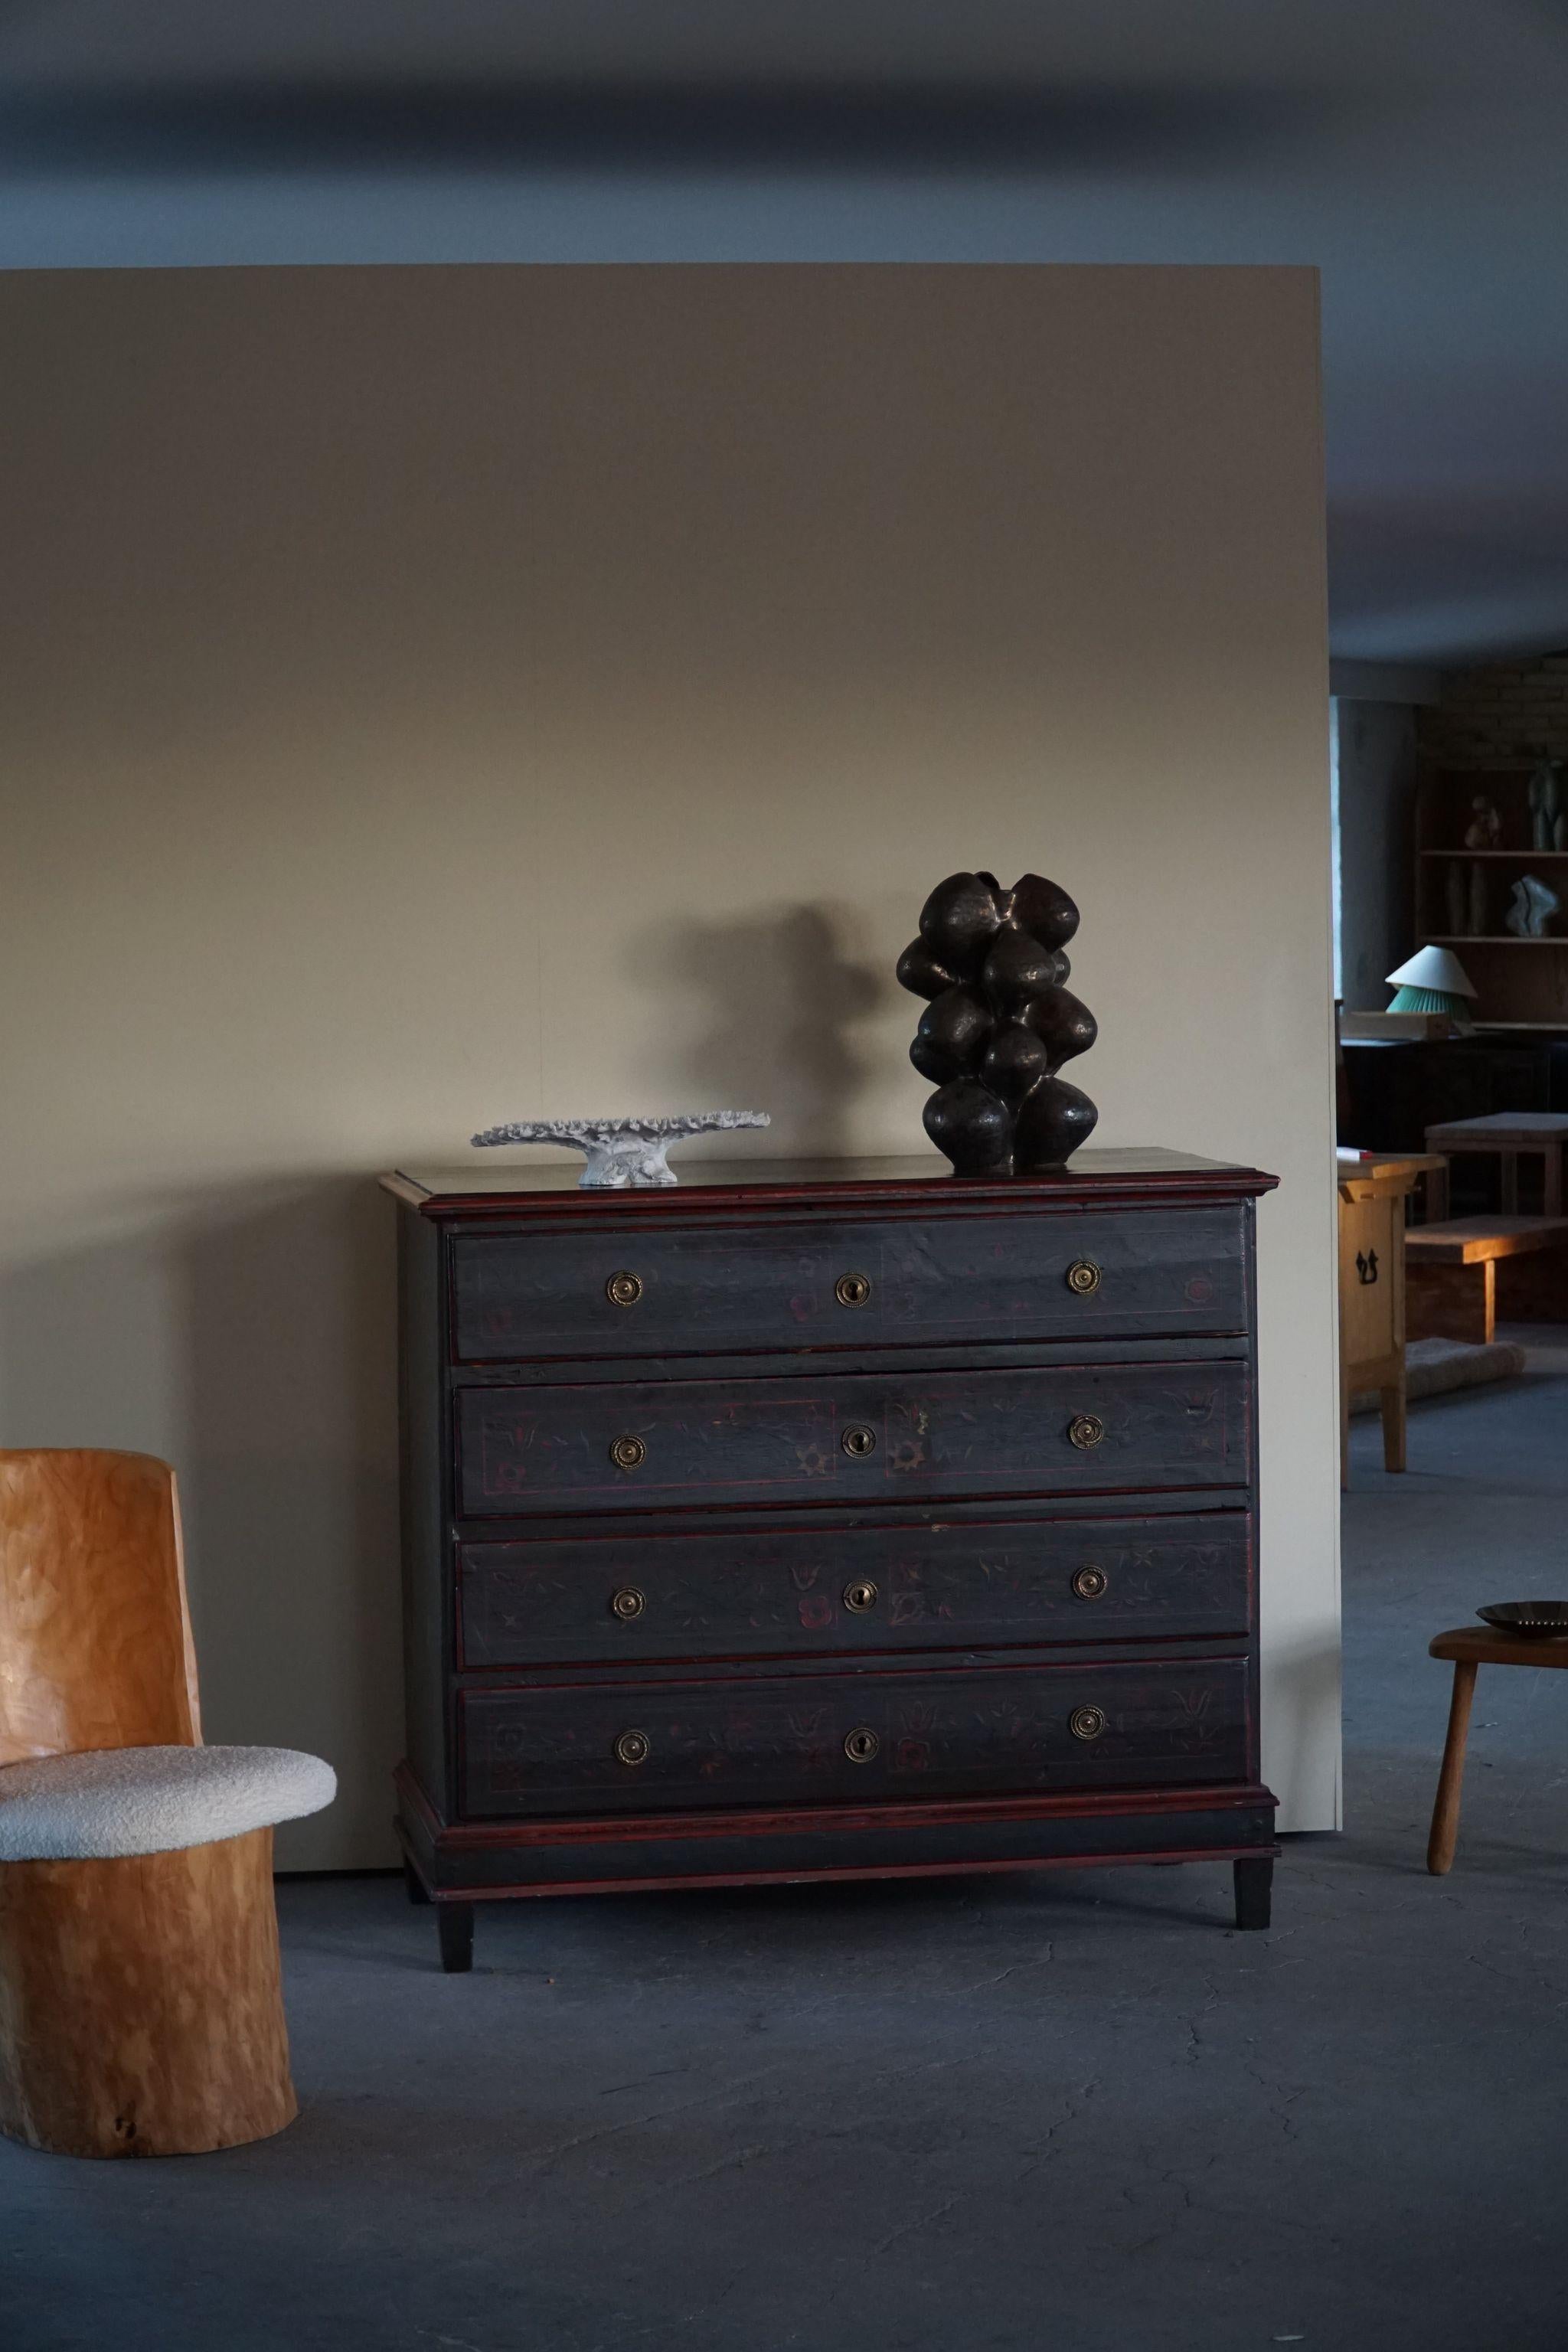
left=897, top=871, right=1098, bottom=1175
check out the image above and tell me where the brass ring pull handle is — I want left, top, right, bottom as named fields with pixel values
left=1072, top=1565, right=1108, bottom=1601
left=614, top=1729, right=651, bottom=1766
left=844, top=1726, right=880, bottom=1763
left=611, top=1586, right=646, bottom=1621
left=835, top=1272, right=872, bottom=1308
left=606, top=1270, right=643, bottom=1308
left=841, top=1425, right=877, bottom=1459
left=1066, top=1259, right=1102, bottom=1297
left=609, top=1435, right=647, bottom=1472
left=843, top=1579, right=879, bottom=1613
left=1067, top=1413, right=1106, bottom=1451
left=1069, top=1705, right=1106, bottom=1743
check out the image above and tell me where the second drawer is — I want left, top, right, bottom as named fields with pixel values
left=459, top=1509, right=1251, bottom=1664
left=457, top=1359, right=1250, bottom=1517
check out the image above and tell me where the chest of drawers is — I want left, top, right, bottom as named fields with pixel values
left=385, top=1149, right=1279, bottom=1970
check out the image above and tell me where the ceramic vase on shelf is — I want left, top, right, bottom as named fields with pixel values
left=1505, top=874, right=1561, bottom=939
left=1467, top=861, right=1488, bottom=937
left=1464, top=795, right=1502, bottom=849
left=1528, top=760, right=1561, bottom=853
left=1445, top=861, right=1468, bottom=935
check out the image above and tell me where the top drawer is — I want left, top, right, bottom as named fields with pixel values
left=450, top=1206, right=1246, bottom=1363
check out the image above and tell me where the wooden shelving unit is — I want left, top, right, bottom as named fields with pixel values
left=1415, top=766, right=1568, bottom=1027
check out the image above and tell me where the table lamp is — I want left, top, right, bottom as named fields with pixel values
left=1385, top=945, right=1477, bottom=1030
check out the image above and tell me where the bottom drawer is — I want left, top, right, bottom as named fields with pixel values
left=460, top=1658, right=1250, bottom=1820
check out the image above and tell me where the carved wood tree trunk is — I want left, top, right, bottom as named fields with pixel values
left=0, top=1827, right=296, bottom=2158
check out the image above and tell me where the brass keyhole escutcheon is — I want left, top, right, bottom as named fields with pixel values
left=842, top=1425, right=877, bottom=1459
left=843, top=1579, right=879, bottom=1613
left=611, top=1586, right=646, bottom=1622
left=609, top=1434, right=647, bottom=1472
left=614, top=1729, right=651, bottom=1766
left=1072, top=1565, right=1109, bottom=1602
left=1067, top=1413, right=1106, bottom=1451
left=1069, top=1705, right=1106, bottom=1743
left=835, top=1272, right=872, bottom=1308
left=1066, top=1258, right=1102, bottom=1297
left=844, top=1726, right=880, bottom=1763
left=606, top=1270, right=643, bottom=1308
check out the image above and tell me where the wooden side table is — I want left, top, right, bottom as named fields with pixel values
left=1427, top=1625, right=1568, bottom=1873
left=1426, top=1113, right=1568, bottom=1217
left=1336, top=1149, right=1449, bottom=1223
left=1337, top=1164, right=1419, bottom=1486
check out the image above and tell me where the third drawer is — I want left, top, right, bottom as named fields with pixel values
left=458, top=1508, right=1251, bottom=1665
left=459, top=1655, right=1252, bottom=1818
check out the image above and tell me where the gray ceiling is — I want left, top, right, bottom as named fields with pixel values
left=3, top=1, right=1566, bottom=667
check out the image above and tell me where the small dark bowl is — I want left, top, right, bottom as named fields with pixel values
left=1478, top=1602, right=1568, bottom=1638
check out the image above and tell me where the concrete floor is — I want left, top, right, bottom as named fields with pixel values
left=6, top=1337, right=1568, bottom=2352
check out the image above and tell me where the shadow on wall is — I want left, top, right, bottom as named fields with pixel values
left=0, top=909, right=890, bottom=1867
left=639, top=903, right=887, bottom=1155
left=0, top=1178, right=403, bottom=1870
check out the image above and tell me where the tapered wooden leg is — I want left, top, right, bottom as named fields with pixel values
left=0, top=1827, right=296, bottom=2158
left=1233, top=1856, right=1273, bottom=1930
left=1428, top=1660, right=1478, bottom=1876
left=403, top=1858, right=431, bottom=1906
left=437, top=1901, right=474, bottom=1974
left=1380, top=1380, right=1406, bottom=1474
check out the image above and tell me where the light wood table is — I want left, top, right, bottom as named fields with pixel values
left=1426, top=1112, right=1568, bottom=1217
left=1428, top=1625, right=1568, bottom=1873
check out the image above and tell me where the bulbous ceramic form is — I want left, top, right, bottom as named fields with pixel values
left=896, top=871, right=1098, bottom=1176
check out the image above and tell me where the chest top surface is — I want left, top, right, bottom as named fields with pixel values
left=384, top=1148, right=1277, bottom=1223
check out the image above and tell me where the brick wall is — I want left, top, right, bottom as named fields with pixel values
left=1416, top=648, right=1568, bottom=766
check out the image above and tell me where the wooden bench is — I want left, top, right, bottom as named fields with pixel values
left=1404, top=1216, right=1568, bottom=1344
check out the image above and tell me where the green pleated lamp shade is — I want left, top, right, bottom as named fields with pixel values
left=1386, top=946, right=1478, bottom=1025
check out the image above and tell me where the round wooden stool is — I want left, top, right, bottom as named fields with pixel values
left=1427, top=1625, right=1568, bottom=1874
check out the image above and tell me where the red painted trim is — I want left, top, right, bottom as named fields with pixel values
left=430, top=1841, right=1279, bottom=1904
left=395, top=1759, right=1274, bottom=1852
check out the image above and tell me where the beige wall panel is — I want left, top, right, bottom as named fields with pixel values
left=0, top=265, right=1336, bottom=1863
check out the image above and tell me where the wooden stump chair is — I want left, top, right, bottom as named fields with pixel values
left=0, top=1450, right=335, bottom=2158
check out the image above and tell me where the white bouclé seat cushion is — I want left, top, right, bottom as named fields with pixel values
left=0, top=1744, right=337, bottom=1861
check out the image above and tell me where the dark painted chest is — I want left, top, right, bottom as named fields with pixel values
left=386, top=1148, right=1279, bottom=1968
